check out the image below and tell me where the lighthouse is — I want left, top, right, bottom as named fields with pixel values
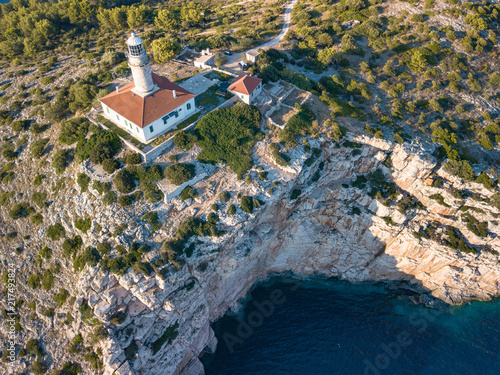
left=126, top=32, right=157, bottom=97
left=98, top=34, right=196, bottom=144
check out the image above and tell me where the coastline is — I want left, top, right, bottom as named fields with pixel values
left=203, top=276, right=500, bottom=375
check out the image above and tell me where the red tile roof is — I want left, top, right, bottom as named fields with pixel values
left=99, top=73, right=195, bottom=128
left=228, top=74, right=262, bottom=96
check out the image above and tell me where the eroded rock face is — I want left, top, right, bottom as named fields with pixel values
left=74, top=137, right=500, bottom=375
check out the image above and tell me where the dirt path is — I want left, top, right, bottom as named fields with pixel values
left=223, top=0, right=298, bottom=72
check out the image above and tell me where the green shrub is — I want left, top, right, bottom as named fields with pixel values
left=68, top=334, right=84, bottom=354
left=31, top=192, right=47, bottom=208
left=31, top=213, right=43, bottom=225
left=113, top=169, right=136, bottom=193
left=77, top=173, right=91, bottom=192
left=41, top=269, right=54, bottom=290
left=240, top=196, right=254, bottom=214
left=26, top=339, right=44, bottom=357
left=279, top=104, right=315, bottom=148
left=123, top=153, right=142, bottom=165
left=429, top=193, right=450, bottom=207
left=443, top=159, right=475, bottom=181
left=52, top=149, right=74, bottom=174
left=33, top=174, right=46, bottom=186
left=102, top=191, right=117, bottom=205
left=228, top=204, right=236, bottom=215
left=62, top=235, right=82, bottom=258
left=0, top=191, right=13, bottom=206
left=27, top=273, right=41, bottom=289
left=75, top=130, right=121, bottom=164
left=196, top=102, right=261, bottom=176
left=219, top=191, right=230, bottom=203
left=462, top=213, right=488, bottom=238
left=96, top=242, right=112, bottom=256
left=52, top=289, right=69, bottom=308
left=174, top=131, right=197, bottom=150
left=180, top=186, right=198, bottom=201
left=445, top=227, right=477, bottom=253
left=74, top=218, right=91, bottom=233
left=164, top=163, right=195, bottom=185
left=39, top=246, right=52, bottom=259
left=9, top=203, right=35, bottom=219
left=291, top=189, right=301, bottom=200
left=117, top=195, right=133, bottom=207
left=151, top=323, right=179, bottom=354
left=47, top=223, right=66, bottom=241
left=41, top=76, right=55, bottom=85
left=59, top=118, right=90, bottom=145
left=74, top=247, right=101, bottom=271
left=102, top=158, right=120, bottom=174
left=31, top=138, right=49, bottom=158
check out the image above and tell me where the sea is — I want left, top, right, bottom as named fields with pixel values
left=203, top=278, right=500, bottom=375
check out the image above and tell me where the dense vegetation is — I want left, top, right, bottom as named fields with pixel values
left=196, top=102, right=262, bottom=177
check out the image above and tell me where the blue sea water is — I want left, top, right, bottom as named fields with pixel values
left=203, top=278, right=500, bottom=375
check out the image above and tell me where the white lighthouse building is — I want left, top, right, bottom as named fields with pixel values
left=99, top=33, right=196, bottom=144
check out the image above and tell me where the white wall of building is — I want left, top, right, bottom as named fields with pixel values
left=101, top=97, right=196, bottom=144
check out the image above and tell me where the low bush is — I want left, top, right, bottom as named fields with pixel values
left=9, top=203, right=35, bottom=220
left=219, top=191, right=230, bottom=203
left=74, top=247, right=101, bottom=271
left=47, top=223, right=66, bottom=241
left=279, top=104, right=315, bottom=148
left=180, top=186, right=198, bottom=201
left=74, top=218, right=91, bottom=233
left=75, top=130, right=122, bottom=164
left=62, top=235, right=82, bottom=258
left=462, top=213, right=488, bottom=238
left=174, top=131, right=197, bottom=150
left=123, top=153, right=142, bottom=165
left=113, top=169, right=136, bottom=193
left=52, top=289, right=69, bottom=308
left=196, top=102, right=261, bottom=176
left=290, top=189, right=301, bottom=200
left=164, top=163, right=196, bottom=185
left=59, top=118, right=90, bottom=145
left=102, top=158, right=120, bottom=174
left=77, top=173, right=91, bottom=192
left=31, top=138, right=49, bottom=158
left=31, top=192, right=47, bottom=208
left=39, top=246, right=52, bottom=259
left=240, top=196, right=254, bottom=214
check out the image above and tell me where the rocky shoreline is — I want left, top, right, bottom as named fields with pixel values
left=71, top=136, right=500, bottom=375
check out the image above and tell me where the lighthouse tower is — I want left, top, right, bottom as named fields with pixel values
left=126, top=33, right=157, bottom=97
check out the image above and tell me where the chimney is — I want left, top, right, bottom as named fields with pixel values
left=173, top=90, right=177, bottom=98
left=115, top=86, right=119, bottom=93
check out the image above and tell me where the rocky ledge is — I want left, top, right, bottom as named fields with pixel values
left=75, top=136, right=500, bottom=375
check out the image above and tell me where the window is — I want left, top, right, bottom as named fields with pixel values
left=258, top=84, right=261, bottom=89
left=106, top=107, right=110, bottom=113
left=136, top=127, right=139, bottom=133
left=150, top=126, right=154, bottom=133
left=241, top=95, right=244, bottom=99
left=116, top=115, right=120, bottom=121
left=175, top=111, right=179, bottom=118
left=187, top=103, right=191, bottom=110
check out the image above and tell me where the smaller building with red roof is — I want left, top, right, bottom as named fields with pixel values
left=227, top=74, right=263, bottom=105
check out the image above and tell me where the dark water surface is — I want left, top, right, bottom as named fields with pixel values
left=203, top=278, right=500, bottom=375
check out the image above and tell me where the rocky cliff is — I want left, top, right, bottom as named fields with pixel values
left=73, top=136, right=500, bottom=375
